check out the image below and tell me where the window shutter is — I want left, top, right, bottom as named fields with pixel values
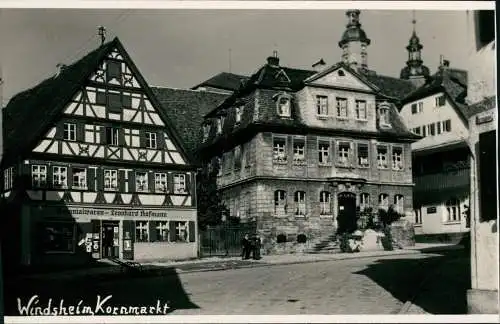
left=149, top=221, right=157, bottom=243
left=87, top=168, right=96, bottom=191
left=148, top=172, right=154, bottom=193
left=157, top=132, right=165, bottom=150
left=55, top=123, right=63, bottom=140
left=119, top=128, right=126, bottom=147
left=185, top=173, right=191, bottom=194
left=119, top=170, right=126, bottom=192
left=67, top=167, right=73, bottom=188
left=128, top=171, right=136, bottom=192
left=76, top=123, right=85, bottom=142
left=139, top=130, right=146, bottom=148
left=95, top=167, right=103, bottom=192
left=188, top=221, right=196, bottom=242
left=100, top=126, right=107, bottom=145
left=169, top=221, right=176, bottom=242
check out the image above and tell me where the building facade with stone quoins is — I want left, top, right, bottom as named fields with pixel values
left=0, top=37, right=198, bottom=269
left=197, top=10, right=421, bottom=254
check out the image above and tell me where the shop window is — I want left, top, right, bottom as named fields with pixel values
left=53, top=166, right=68, bottom=189
left=104, top=169, right=118, bottom=191
left=32, top=165, right=47, bottom=188
left=155, top=173, right=168, bottom=193
left=320, top=191, right=331, bottom=214
left=135, top=221, right=149, bottom=242
left=174, top=174, right=186, bottom=193
left=41, top=221, right=76, bottom=253
left=174, top=221, right=188, bottom=242
left=445, top=198, right=461, bottom=222
left=145, top=132, right=157, bottom=149
left=357, top=143, right=369, bottom=167
left=392, top=146, right=404, bottom=170
left=63, top=123, right=77, bottom=141
left=274, top=190, right=287, bottom=216
left=294, top=191, right=306, bottom=216
left=72, top=168, right=87, bottom=189
left=156, top=221, right=169, bottom=242
left=135, top=172, right=148, bottom=192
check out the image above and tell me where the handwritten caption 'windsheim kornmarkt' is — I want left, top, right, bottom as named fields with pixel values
left=17, top=295, right=171, bottom=316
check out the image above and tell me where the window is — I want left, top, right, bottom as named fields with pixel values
left=106, top=60, right=122, bottom=81
left=53, top=166, right=67, bottom=188
left=394, top=195, right=404, bottom=214
left=85, top=125, right=100, bottom=144
left=392, top=146, right=404, bottom=170
left=414, top=208, right=422, bottom=224
left=336, top=97, right=348, bottom=118
left=355, top=100, right=367, bottom=120
left=96, top=90, right=106, bottom=106
left=235, top=106, right=242, bottom=124
left=234, top=146, right=242, bottom=170
left=105, top=127, right=119, bottom=146
left=418, top=102, right=423, bottom=113
left=32, top=165, right=47, bottom=188
left=42, top=222, right=75, bottom=253
left=202, top=124, right=211, bottom=142
left=155, top=173, right=168, bottom=192
left=156, top=221, right=169, bottom=242
left=107, top=92, right=122, bottom=113
left=435, top=95, right=446, bottom=107
left=316, top=95, right=328, bottom=116
left=4, top=167, right=13, bottom=191
left=446, top=198, right=461, bottom=222
left=379, top=193, right=389, bottom=211
left=319, top=191, right=331, bottom=214
left=273, top=138, right=287, bottom=163
left=174, top=174, right=186, bottom=193
left=422, top=125, right=427, bottom=137
left=145, top=132, right=157, bottom=149
left=124, top=128, right=140, bottom=147
left=411, top=103, right=417, bottom=114
left=429, top=123, right=436, bottom=136
left=135, top=221, right=149, bottom=242
left=274, top=190, right=287, bottom=216
left=217, top=116, right=224, bottom=134
left=293, top=140, right=305, bottom=164
left=377, top=146, right=388, bottom=169
left=436, top=122, right=442, bottom=135
left=360, top=193, right=370, bottom=211
left=104, top=170, right=118, bottom=190
left=72, top=168, right=87, bottom=189
left=413, top=127, right=421, bottom=135
left=277, top=96, right=291, bottom=117
left=294, top=191, right=306, bottom=216
left=337, top=142, right=350, bottom=166
left=427, top=206, right=437, bottom=214
left=318, top=143, right=330, bottom=165
left=379, top=107, right=389, bottom=126
left=478, top=10, right=495, bottom=47
left=174, top=221, right=188, bottom=242
left=357, top=143, right=369, bottom=167
left=135, top=172, right=148, bottom=192
left=63, top=123, right=76, bottom=141
left=443, top=119, right=452, bottom=132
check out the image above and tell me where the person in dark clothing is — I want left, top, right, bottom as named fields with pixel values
left=251, top=234, right=262, bottom=260
left=241, top=234, right=250, bottom=260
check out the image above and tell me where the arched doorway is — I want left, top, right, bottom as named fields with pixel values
left=337, top=192, right=357, bottom=234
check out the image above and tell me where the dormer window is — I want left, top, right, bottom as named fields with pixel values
left=202, top=123, right=211, bottom=141
left=378, top=102, right=391, bottom=127
left=235, top=106, right=242, bottom=124
left=217, top=116, right=225, bottom=134
left=275, top=93, right=291, bottom=118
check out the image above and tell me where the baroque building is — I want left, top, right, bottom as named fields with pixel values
left=197, top=10, right=420, bottom=253
left=1, top=37, right=199, bottom=269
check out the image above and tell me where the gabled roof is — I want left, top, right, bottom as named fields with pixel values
left=467, top=95, right=496, bottom=118
left=362, top=73, right=417, bottom=99
left=152, top=87, right=228, bottom=158
left=191, top=72, right=249, bottom=92
left=2, top=37, right=193, bottom=168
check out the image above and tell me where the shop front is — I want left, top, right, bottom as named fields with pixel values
left=20, top=204, right=198, bottom=267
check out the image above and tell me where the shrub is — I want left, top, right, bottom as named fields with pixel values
left=380, top=226, right=394, bottom=251
left=378, top=205, right=403, bottom=227
left=276, top=234, right=287, bottom=243
left=297, top=234, right=307, bottom=243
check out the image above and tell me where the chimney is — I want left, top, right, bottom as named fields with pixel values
left=266, top=50, right=280, bottom=67
left=54, top=64, right=67, bottom=78
left=312, top=58, right=327, bottom=72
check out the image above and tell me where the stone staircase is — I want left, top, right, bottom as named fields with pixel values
left=305, top=233, right=341, bottom=254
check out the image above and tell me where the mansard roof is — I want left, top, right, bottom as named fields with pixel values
left=1, top=37, right=192, bottom=168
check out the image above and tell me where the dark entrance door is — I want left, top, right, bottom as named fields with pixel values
left=101, top=221, right=119, bottom=258
left=337, top=192, right=357, bottom=234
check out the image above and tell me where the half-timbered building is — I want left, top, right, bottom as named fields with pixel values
left=1, top=37, right=198, bottom=269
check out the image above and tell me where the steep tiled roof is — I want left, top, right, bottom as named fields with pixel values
left=192, top=72, right=249, bottom=92
left=2, top=39, right=117, bottom=165
left=362, top=73, right=417, bottom=99
left=152, top=87, right=228, bottom=157
left=466, top=95, right=496, bottom=118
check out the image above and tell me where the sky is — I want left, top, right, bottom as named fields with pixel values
left=0, top=3, right=484, bottom=106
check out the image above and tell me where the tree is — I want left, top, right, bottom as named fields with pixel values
left=196, top=158, right=229, bottom=230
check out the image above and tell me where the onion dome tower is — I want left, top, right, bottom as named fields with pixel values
left=338, top=9, right=371, bottom=71
left=400, top=12, right=430, bottom=86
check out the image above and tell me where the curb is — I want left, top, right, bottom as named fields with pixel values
left=10, top=246, right=460, bottom=283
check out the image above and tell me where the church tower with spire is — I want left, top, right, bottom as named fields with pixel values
left=400, top=12, right=430, bottom=87
left=338, top=9, right=371, bottom=72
